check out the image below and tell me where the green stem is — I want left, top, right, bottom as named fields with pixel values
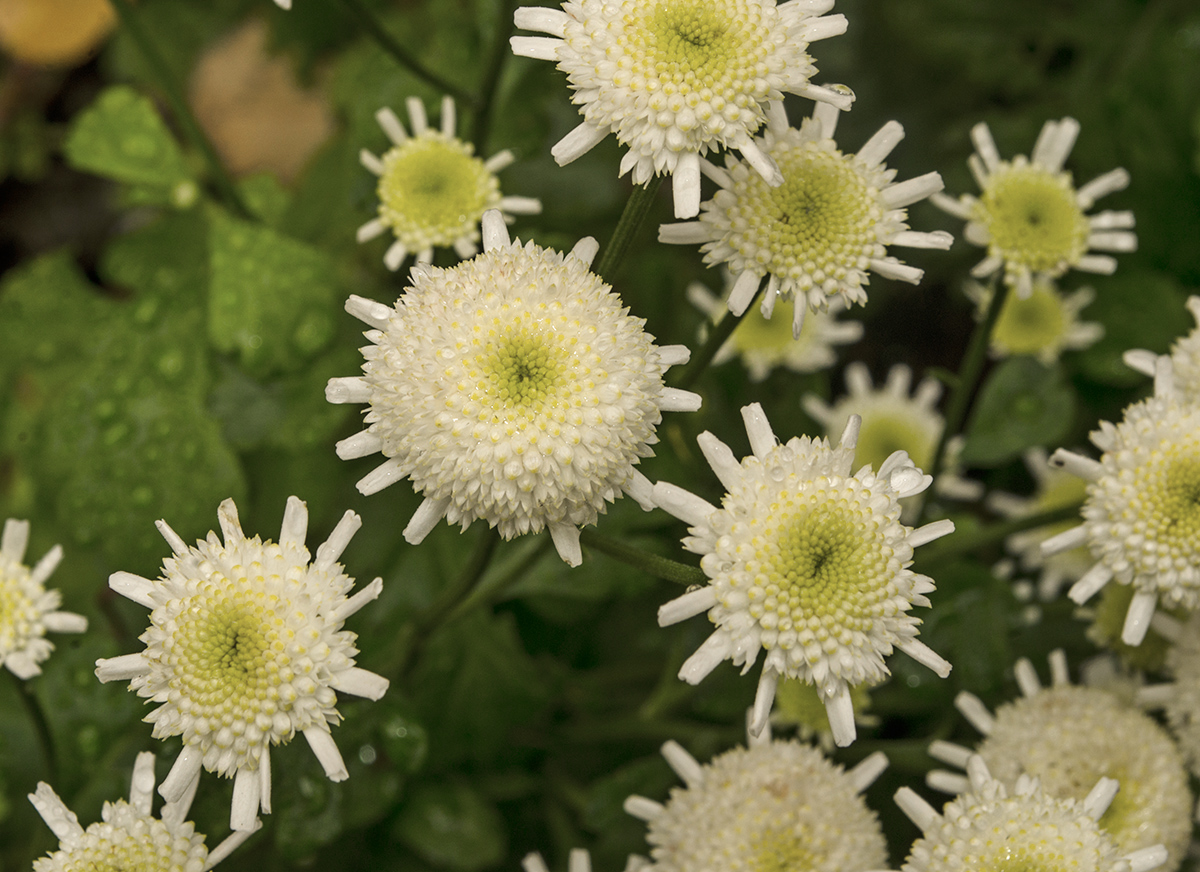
left=334, top=0, right=477, bottom=109
left=108, top=0, right=249, bottom=218
left=444, top=537, right=553, bottom=623
left=670, top=279, right=764, bottom=390
left=592, top=176, right=665, bottom=283
left=469, top=0, right=518, bottom=153
left=915, top=502, right=1083, bottom=567
left=579, top=528, right=706, bottom=586
left=9, top=672, right=57, bottom=783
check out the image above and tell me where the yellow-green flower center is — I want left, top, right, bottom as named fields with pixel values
left=629, top=0, right=765, bottom=91
left=993, top=283, right=1069, bottom=356
left=0, top=563, right=38, bottom=654
left=646, top=3, right=732, bottom=73
left=37, top=803, right=204, bottom=872
left=751, top=827, right=816, bottom=872
left=477, top=328, right=570, bottom=417
left=176, top=595, right=276, bottom=704
left=1161, top=456, right=1200, bottom=539
left=856, top=412, right=935, bottom=473
left=975, top=164, right=1089, bottom=275
left=977, top=847, right=1062, bottom=872
left=730, top=298, right=802, bottom=354
left=377, top=134, right=499, bottom=248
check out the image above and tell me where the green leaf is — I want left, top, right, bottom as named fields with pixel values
left=63, top=86, right=193, bottom=199
left=393, top=782, right=507, bottom=872
left=960, top=357, right=1075, bottom=467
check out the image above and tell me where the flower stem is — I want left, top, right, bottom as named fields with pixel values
left=334, top=0, right=478, bottom=109
left=469, top=0, right=518, bottom=153
left=9, top=672, right=57, bottom=783
left=593, top=176, right=665, bottom=283
left=671, top=279, right=764, bottom=390
left=107, top=0, right=250, bottom=219
left=914, top=502, right=1082, bottom=567
left=579, top=528, right=706, bottom=586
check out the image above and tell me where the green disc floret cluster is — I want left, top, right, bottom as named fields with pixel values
left=974, top=163, right=1089, bottom=276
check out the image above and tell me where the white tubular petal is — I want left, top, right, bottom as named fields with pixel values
left=275, top=0, right=292, bottom=9
left=839, top=414, right=861, bottom=453
left=1123, top=349, right=1159, bottom=377
left=374, top=107, right=408, bottom=146
left=453, top=237, right=478, bottom=260
left=569, top=236, right=600, bottom=266
left=331, top=666, right=390, bottom=701
left=652, top=481, right=717, bottom=528
left=1090, top=209, right=1136, bottom=230
left=305, top=727, right=349, bottom=782
left=969, top=122, right=1001, bottom=173
left=658, top=221, right=711, bottom=245
left=697, top=431, right=744, bottom=494
left=358, top=149, right=384, bottom=175
left=699, top=157, right=733, bottom=189
left=481, top=209, right=510, bottom=252
left=727, top=269, right=762, bottom=315
left=130, top=751, right=157, bottom=815
left=868, top=258, right=923, bottom=284
left=1048, top=649, right=1070, bottom=686
left=1124, top=846, right=1169, bottom=872
left=1137, top=683, right=1175, bottom=709
left=109, top=571, right=157, bottom=608
left=513, top=7, right=569, bottom=37
left=1033, top=117, right=1079, bottom=172
left=965, top=755, right=992, bottom=792
left=856, top=120, right=905, bottom=168
left=509, top=35, right=561, bottom=61
left=1121, top=591, right=1158, bottom=646
left=522, top=853, right=552, bottom=872
left=1154, top=356, right=1175, bottom=398
left=1088, top=231, right=1137, bottom=252
left=440, top=95, right=456, bottom=137
left=204, top=822, right=261, bottom=871
left=930, top=191, right=973, bottom=219
left=909, top=519, right=955, bottom=548
left=1014, top=658, right=1041, bottom=698
left=1, top=518, right=28, bottom=561
left=1040, top=524, right=1088, bottom=556
left=794, top=81, right=854, bottom=111
left=95, top=653, right=150, bottom=682
left=1151, top=611, right=1184, bottom=643
left=416, top=247, right=433, bottom=264
left=161, top=766, right=200, bottom=830
left=897, top=638, right=952, bottom=678
left=747, top=706, right=772, bottom=748
left=1048, top=447, right=1103, bottom=481
left=357, top=457, right=407, bottom=496
left=383, top=240, right=409, bottom=271
left=928, top=739, right=974, bottom=769
left=738, top=138, right=782, bottom=187
left=484, top=149, right=515, bottom=173
left=402, top=495, right=451, bottom=545
left=1067, top=562, right=1114, bottom=605
left=970, top=254, right=1004, bottom=278
left=314, top=510, right=362, bottom=570
left=356, top=218, right=386, bottom=243
left=568, top=848, right=591, bottom=872
left=6, top=652, right=40, bottom=678
left=926, top=770, right=970, bottom=795
left=259, top=750, right=272, bottom=814
left=824, top=683, right=857, bottom=747
left=625, top=470, right=656, bottom=511
left=160, top=746, right=204, bottom=803
left=550, top=522, right=583, bottom=567
left=657, top=586, right=719, bottom=627
left=156, top=519, right=188, bottom=555
left=499, top=195, right=542, bottom=215
left=658, top=344, right=691, bottom=367
left=1076, top=254, right=1118, bottom=274
left=790, top=295, right=806, bottom=339
left=404, top=97, right=427, bottom=135
left=28, top=782, right=84, bottom=842
left=881, top=171, right=944, bottom=209
left=968, top=153, right=989, bottom=190
left=741, top=402, right=777, bottom=459
left=43, top=612, right=87, bottom=633
left=660, top=740, right=704, bottom=787
left=799, top=12, right=848, bottom=41
left=677, top=632, right=731, bottom=684
left=812, top=100, right=841, bottom=140
left=783, top=0, right=836, bottom=13
left=1082, top=776, right=1120, bottom=820
left=335, top=429, right=383, bottom=460
left=333, top=577, right=384, bottom=622
left=623, top=795, right=664, bottom=822
left=760, top=280, right=778, bottom=319
left=26, top=546, right=62, bottom=589
left=1076, top=168, right=1131, bottom=208
left=891, top=230, right=954, bottom=250
left=552, top=120, right=609, bottom=166
left=749, top=668, right=779, bottom=738
left=672, top=151, right=702, bottom=219
left=345, top=294, right=392, bottom=330
left=659, top=387, right=702, bottom=412
left=849, top=751, right=889, bottom=793
left=954, top=691, right=995, bottom=735
left=230, top=767, right=261, bottom=832
left=279, top=495, right=308, bottom=550
left=894, top=786, right=940, bottom=833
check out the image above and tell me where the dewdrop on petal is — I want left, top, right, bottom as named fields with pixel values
left=623, top=714, right=889, bottom=872
left=94, top=497, right=389, bottom=832
left=328, top=210, right=700, bottom=567
left=511, top=0, right=853, bottom=219
left=891, top=755, right=1168, bottom=872
left=933, top=117, right=1136, bottom=299
left=30, top=751, right=257, bottom=872
left=662, top=102, right=952, bottom=318
left=653, top=403, right=953, bottom=747
left=357, top=95, right=541, bottom=270
left=1042, top=357, right=1200, bottom=646
left=926, top=651, right=1191, bottom=870
left=964, top=277, right=1104, bottom=365
left=0, top=518, right=87, bottom=679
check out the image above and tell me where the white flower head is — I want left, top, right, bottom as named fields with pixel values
left=511, top=0, right=853, bottom=219
left=893, top=756, right=1168, bottom=872
left=1124, top=296, right=1200, bottom=403
left=933, top=117, right=1136, bottom=299
left=686, top=274, right=863, bottom=382
left=29, top=751, right=257, bottom=872
left=965, top=277, right=1104, bottom=365
left=0, top=518, right=87, bottom=679
left=623, top=716, right=889, bottom=872
left=357, top=95, right=542, bottom=270
left=663, top=102, right=952, bottom=322
left=927, top=651, right=1192, bottom=871
left=653, top=403, right=954, bottom=747
left=1143, top=613, right=1200, bottom=788
left=328, top=210, right=700, bottom=567
left=1043, top=358, right=1200, bottom=646
left=95, top=497, right=389, bottom=832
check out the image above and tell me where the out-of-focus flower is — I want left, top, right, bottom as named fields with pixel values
left=965, top=277, right=1103, bottom=364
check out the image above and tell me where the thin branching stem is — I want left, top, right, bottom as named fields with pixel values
left=592, top=177, right=665, bottom=283
left=579, top=528, right=706, bottom=586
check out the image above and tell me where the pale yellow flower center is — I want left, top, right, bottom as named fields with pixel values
left=628, top=0, right=769, bottom=94
left=993, top=283, right=1069, bottom=355
left=975, top=164, right=1089, bottom=274
left=856, top=413, right=934, bottom=473
left=751, top=827, right=816, bottom=872
left=0, top=561, right=38, bottom=654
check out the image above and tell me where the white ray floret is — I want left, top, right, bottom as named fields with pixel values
left=329, top=210, right=700, bottom=566
left=94, top=497, right=388, bottom=832
left=0, top=518, right=87, bottom=680
left=1123, top=296, right=1200, bottom=403
left=357, top=95, right=541, bottom=270
left=662, top=102, right=951, bottom=313
left=511, top=0, right=853, bottom=218
left=654, top=403, right=952, bottom=746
